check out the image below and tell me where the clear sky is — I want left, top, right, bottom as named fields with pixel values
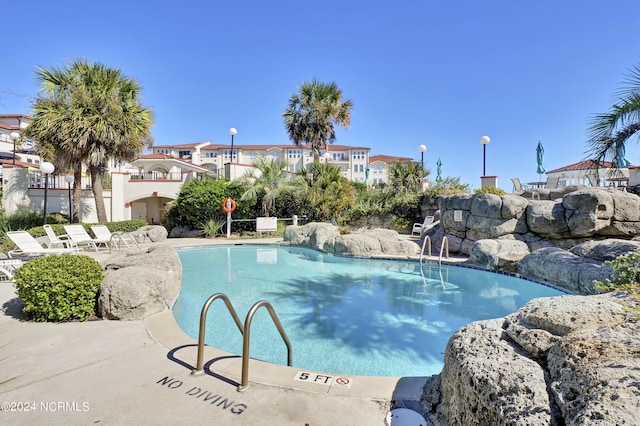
left=2, top=0, right=640, bottom=190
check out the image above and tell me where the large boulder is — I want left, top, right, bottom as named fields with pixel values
left=467, top=239, right=530, bottom=273
left=284, top=223, right=420, bottom=257
left=422, top=294, right=640, bottom=426
left=517, top=247, right=611, bottom=294
left=98, top=244, right=182, bottom=320
left=135, top=225, right=168, bottom=243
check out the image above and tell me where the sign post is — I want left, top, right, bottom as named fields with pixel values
left=221, top=198, right=237, bottom=239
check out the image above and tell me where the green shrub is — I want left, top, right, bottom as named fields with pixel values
left=474, top=186, right=508, bottom=196
left=13, top=255, right=104, bottom=322
left=198, top=218, right=223, bottom=238
left=594, top=251, right=640, bottom=307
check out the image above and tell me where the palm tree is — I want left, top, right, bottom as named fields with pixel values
left=26, top=59, right=154, bottom=222
left=239, top=155, right=300, bottom=216
left=283, top=79, right=353, bottom=162
left=587, top=64, right=640, bottom=167
left=298, top=162, right=355, bottom=221
left=387, top=162, right=428, bottom=193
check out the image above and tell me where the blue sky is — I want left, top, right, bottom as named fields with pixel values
left=2, top=0, right=640, bottom=190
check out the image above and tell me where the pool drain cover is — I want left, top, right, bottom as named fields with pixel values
left=385, top=408, right=427, bottom=426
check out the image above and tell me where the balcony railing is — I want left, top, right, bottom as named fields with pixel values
left=129, top=171, right=183, bottom=181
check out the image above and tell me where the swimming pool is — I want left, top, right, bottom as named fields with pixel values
left=173, top=245, right=565, bottom=377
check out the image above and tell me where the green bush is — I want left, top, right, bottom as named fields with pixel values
left=474, top=186, right=508, bottom=196
left=13, top=255, right=104, bottom=322
left=163, top=178, right=254, bottom=232
left=594, top=251, right=640, bottom=307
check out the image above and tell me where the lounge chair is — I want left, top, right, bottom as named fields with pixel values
left=63, top=224, right=110, bottom=251
left=511, top=178, right=529, bottom=192
left=6, top=231, right=80, bottom=258
left=412, top=216, right=435, bottom=236
left=544, top=176, right=560, bottom=189
left=90, top=225, right=140, bottom=250
left=0, top=259, right=23, bottom=281
left=43, top=224, right=78, bottom=250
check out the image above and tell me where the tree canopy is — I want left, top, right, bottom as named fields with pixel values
left=587, top=63, right=640, bottom=167
left=283, top=79, right=353, bottom=162
left=26, top=58, right=154, bottom=222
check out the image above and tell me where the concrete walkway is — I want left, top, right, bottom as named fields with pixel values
left=0, top=237, right=438, bottom=425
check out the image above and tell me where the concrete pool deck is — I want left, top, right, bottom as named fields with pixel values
left=0, top=236, right=460, bottom=425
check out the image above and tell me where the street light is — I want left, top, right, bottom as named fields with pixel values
left=418, top=144, right=427, bottom=170
left=480, top=135, right=490, bottom=176
left=64, top=175, right=74, bottom=223
left=9, top=131, right=20, bottom=165
left=40, top=162, right=55, bottom=225
left=229, top=128, right=237, bottom=163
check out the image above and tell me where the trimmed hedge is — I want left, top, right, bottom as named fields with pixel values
left=13, top=255, right=104, bottom=322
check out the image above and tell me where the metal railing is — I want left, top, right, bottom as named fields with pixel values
left=420, top=236, right=432, bottom=262
left=237, top=300, right=292, bottom=392
left=439, top=236, right=449, bottom=265
left=191, top=293, right=244, bottom=376
left=191, top=294, right=292, bottom=393
left=419, top=233, right=448, bottom=265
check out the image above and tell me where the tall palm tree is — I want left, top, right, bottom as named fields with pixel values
left=387, top=162, right=428, bottom=193
left=587, top=64, right=640, bottom=167
left=239, top=155, right=300, bottom=216
left=283, top=79, right=353, bottom=162
left=26, top=59, right=154, bottom=222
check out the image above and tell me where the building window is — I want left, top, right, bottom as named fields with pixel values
left=288, top=149, right=301, bottom=159
left=205, top=152, right=217, bottom=158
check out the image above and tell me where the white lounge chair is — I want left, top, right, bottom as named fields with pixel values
left=0, top=259, right=23, bottom=281
left=90, top=225, right=140, bottom=250
left=511, top=178, right=529, bottom=192
left=7, top=231, right=80, bottom=258
left=411, top=216, right=435, bottom=236
left=63, top=225, right=110, bottom=251
left=43, top=224, right=78, bottom=250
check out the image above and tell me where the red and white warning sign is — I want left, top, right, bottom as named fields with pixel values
left=293, top=371, right=353, bottom=388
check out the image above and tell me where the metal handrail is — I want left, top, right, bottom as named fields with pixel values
left=191, top=293, right=244, bottom=376
left=419, top=236, right=432, bottom=263
left=237, top=300, right=293, bottom=392
left=439, top=236, right=449, bottom=265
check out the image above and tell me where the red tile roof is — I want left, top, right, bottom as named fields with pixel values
left=546, top=159, right=615, bottom=174
left=369, top=154, right=414, bottom=164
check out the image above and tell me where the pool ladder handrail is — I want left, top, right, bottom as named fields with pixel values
left=191, top=293, right=244, bottom=375
left=238, top=300, right=293, bottom=392
left=439, top=236, right=449, bottom=265
left=420, top=235, right=449, bottom=265
left=190, top=293, right=293, bottom=393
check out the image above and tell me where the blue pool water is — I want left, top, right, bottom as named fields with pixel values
left=173, top=245, right=565, bottom=377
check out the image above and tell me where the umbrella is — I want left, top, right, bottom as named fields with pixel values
left=436, top=158, right=443, bottom=182
left=365, top=163, right=370, bottom=183
left=536, top=141, right=546, bottom=182
left=617, top=143, right=631, bottom=168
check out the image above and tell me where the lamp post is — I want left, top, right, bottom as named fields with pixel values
left=229, top=128, right=237, bottom=163
left=40, top=162, right=55, bottom=225
left=418, top=144, right=427, bottom=170
left=64, top=175, right=74, bottom=223
left=480, top=135, right=490, bottom=176
left=9, top=131, right=20, bottom=165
